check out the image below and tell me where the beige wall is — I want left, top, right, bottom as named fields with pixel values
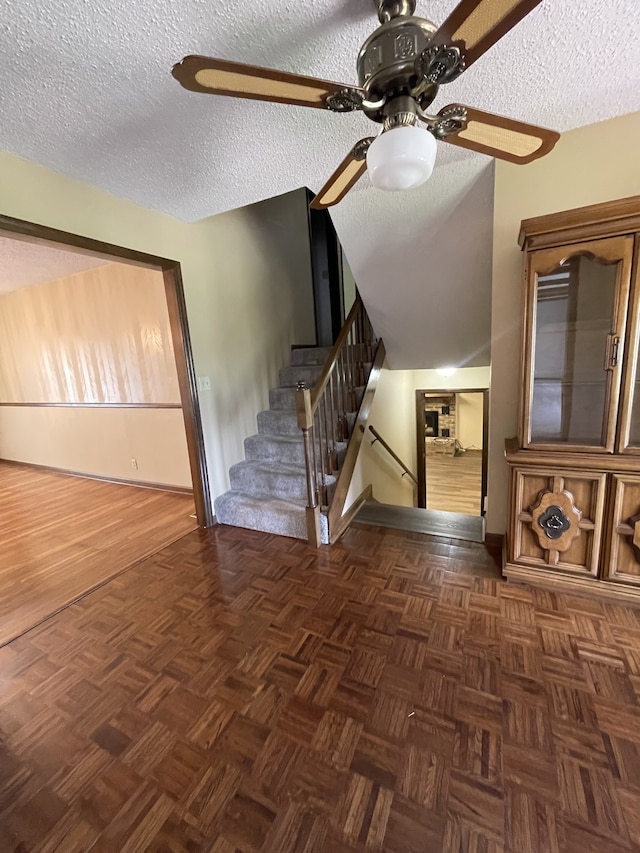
left=361, top=365, right=416, bottom=508
left=346, top=365, right=491, bottom=509
left=457, top=392, right=484, bottom=449
left=0, top=153, right=315, bottom=502
left=489, top=110, right=640, bottom=533
left=0, top=407, right=191, bottom=488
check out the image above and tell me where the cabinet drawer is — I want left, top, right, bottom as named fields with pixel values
left=603, top=474, right=640, bottom=587
left=509, top=467, right=606, bottom=577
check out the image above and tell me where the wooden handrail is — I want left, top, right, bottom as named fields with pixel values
left=309, top=298, right=362, bottom=415
left=295, top=294, right=379, bottom=545
left=368, top=425, right=419, bottom=485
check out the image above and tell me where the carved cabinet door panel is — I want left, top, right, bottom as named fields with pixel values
left=509, top=467, right=606, bottom=577
left=603, top=474, right=640, bottom=587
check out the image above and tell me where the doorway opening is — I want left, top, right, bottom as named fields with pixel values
left=416, top=388, right=489, bottom=533
left=0, top=213, right=211, bottom=645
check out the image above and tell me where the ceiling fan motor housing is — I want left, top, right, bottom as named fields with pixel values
left=357, top=16, right=439, bottom=122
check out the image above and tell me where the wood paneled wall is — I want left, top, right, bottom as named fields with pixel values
left=0, top=261, right=192, bottom=489
left=0, top=263, right=180, bottom=404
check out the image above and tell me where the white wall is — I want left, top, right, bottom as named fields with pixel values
left=0, top=152, right=315, bottom=504
left=489, top=111, right=640, bottom=534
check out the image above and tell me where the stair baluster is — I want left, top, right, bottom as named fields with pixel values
left=296, top=296, right=384, bottom=544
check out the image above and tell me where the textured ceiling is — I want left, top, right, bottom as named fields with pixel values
left=0, top=237, right=108, bottom=293
left=0, top=0, right=638, bottom=365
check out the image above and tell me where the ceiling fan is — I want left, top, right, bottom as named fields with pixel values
left=172, top=0, right=559, bottom=209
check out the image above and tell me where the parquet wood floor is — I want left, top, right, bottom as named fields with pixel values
left=2, top=521, right=640, bottom=851
left=0, top=462, right=196, bottom=647
left=426, top=451, right=482, bottom=515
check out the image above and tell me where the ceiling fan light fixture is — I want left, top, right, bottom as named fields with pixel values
left=366, top=125, right=437, bottom=192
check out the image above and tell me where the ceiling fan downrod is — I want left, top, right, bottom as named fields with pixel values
left=375, top=0, right=416, bottom=23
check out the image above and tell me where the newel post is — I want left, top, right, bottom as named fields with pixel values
left=295, top=381, right=322, bottom=547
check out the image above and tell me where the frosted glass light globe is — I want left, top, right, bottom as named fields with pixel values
left=366, top=125, right=437, bottom=192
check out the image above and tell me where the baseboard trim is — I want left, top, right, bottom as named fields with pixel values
left=0, top=458, right=193, bottom=495
left=484, top=532, right=505, bottom=549
left=504, top=561, right=640, bottom=603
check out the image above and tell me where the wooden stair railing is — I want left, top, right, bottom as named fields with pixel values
left=295, top=296, right=385, bottom=545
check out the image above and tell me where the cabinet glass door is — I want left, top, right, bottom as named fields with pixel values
left=523, top=236, right=633, bottom=452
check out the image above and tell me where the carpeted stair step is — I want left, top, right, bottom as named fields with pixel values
left=229, top=460, right=337, bottom=504
left=214, top=490, right=329, bottom=543
left=257, top=409, right=300, bottom=437
left=290, top=346, right=333, bottom=366
left=278, top=363, right=324, bottom=388
left=268, top=386, right=297, bottom=410
left=270, top=382, right=365, bottom=412
left=245, top=433, right=347, bottom=467
left=245, top=433, right=306, bottom=465
left=214, top=339, right=374, bottom=543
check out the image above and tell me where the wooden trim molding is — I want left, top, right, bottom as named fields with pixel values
left=484, top=532, right=505, bottom=550
left=505, top=436, right=640, bottom=474
left=0, top=458, right=194, bottom=495
left=503, top=561, right=640, bottom=604
left=519, top=194, right=640, bottom=251
left=0, top=402, right=182, bottom=409
left=415, top=386, right=490, bottom=511
left=327, top=339, right=386, bottom=539
left=162, top=268, right=212, bottom=527
left=0, top=213, right=212, bottom=528
left=329, top=484, right=373, bottom=544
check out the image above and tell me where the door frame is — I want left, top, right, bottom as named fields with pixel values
left=415, top=387, right=490, bottom=516
left=0, top=213, right=212, bottom=527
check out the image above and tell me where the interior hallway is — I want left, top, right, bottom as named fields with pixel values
left=1, top=520, right=639, bottom=851
left=0, top=462, right=196, bottom=646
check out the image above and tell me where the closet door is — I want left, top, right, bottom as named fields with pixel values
left=521, top=236, right=633, bottom=453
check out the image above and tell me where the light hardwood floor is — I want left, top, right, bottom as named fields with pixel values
left=426, top=450, right=483, bottom=515
left=0, top=462, right=196, bottom=646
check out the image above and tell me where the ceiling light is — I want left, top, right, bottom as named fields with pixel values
left=366, top=125, right=437, bottom=192
left=436, top=366, right=456, bottom=377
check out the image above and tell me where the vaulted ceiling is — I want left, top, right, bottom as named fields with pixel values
left=0, top=0, right=639, bottom=365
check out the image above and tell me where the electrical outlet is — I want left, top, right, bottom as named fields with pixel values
left=131, top=458, right=138, bottom=470
left=198, top=375, right=211, bottom=391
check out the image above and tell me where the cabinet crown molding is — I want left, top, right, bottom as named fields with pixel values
left=519, top=194, right=640, bottom=251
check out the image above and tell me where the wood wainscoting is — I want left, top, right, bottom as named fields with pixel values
left=0, top=462, right=197, bottom=646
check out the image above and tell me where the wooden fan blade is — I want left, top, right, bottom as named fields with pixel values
left=442, top=105, right=560, bottom=164
left=310, top=139, right=375, bottom=209
left=172, top=55, right=362, bottom=110
left=430, top=0, right=543, bottom=69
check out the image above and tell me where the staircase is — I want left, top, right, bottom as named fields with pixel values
left=214, top=346, right=339, bottom=543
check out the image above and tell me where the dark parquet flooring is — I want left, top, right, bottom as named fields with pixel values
left=2, top=522, right=640, bottom=851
